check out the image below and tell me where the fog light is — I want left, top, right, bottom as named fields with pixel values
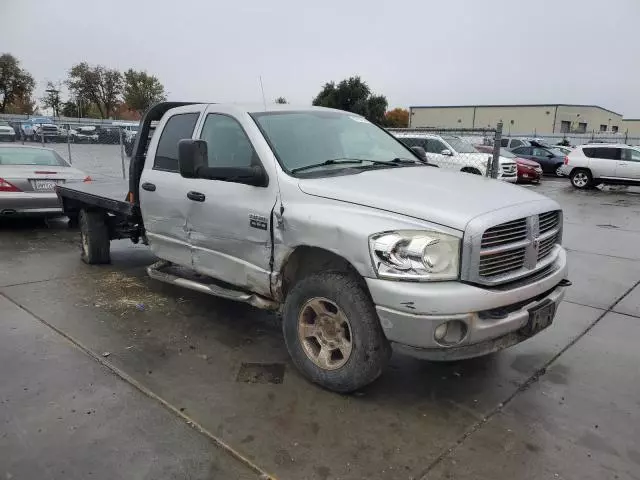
left=433, top=320, right=468, bottom=346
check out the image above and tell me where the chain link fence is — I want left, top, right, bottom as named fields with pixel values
left=387, top=124, right=508, bottom=179
left=3, top=118, right=137, bottom=180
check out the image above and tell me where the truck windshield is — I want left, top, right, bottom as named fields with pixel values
left=251, top=110, right=417, bottom=174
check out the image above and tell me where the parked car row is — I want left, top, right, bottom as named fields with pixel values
left=562, top=144, right=640, bottom=189
left=3, top=118, right=139, bottom=145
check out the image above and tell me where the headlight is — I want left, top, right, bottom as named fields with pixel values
left=369, top=231, right=460, bottom=281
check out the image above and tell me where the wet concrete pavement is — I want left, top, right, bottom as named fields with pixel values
left=1, top=179, right=639, bottom=479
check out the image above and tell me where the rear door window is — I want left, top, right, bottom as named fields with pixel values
left=510, top=139, right=524, bottom=148
left=153, top=113, right=200, bottom=172
left=582, top=147, right=621, bottom=160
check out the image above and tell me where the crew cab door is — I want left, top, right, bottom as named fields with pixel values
left=186, top=106, right=278, bottom=296
left=139, top=106, right=203, bottom=265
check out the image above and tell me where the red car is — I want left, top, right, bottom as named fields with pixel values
left=475, top=145, right=542, bottom=183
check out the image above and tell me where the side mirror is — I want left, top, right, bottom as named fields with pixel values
left=178, top=139, right=208, bottom=178
left=441, top=149, right=453, bottom=156
left=411, top=146, right=427, bottom=161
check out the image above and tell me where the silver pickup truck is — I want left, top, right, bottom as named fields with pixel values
left=57, top=102, right=570, bottom=393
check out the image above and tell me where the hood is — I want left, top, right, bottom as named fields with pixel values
left=515, top=157, right=541, bottom=168
left=298, top=167, right=552, bottom=231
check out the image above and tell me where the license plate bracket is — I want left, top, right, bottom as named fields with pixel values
left=523, top=300, right=556, bottom=336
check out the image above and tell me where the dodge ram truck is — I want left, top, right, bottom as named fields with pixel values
left=57, top=102, right=570, bottom=393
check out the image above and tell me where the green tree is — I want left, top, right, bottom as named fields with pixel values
left=67, top=62, right=123, bottom=119
left=40, top=81, right=63, bottom=117
left=274, top=96, right=288, bottom=104
left=123, top=69, right=166, bottom=115
left=312, top=76, right=387, bottom=124
left=0, top=53, right=35, bottom=113
left=383, top=108, right=410, bottom=128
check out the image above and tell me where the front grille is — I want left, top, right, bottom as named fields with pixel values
left=537, top=232, right=558, bottom=260
left=501, top=164, right=517, bottom=175
left=481, top=218, right=527, bottom=248
left=472, top=210, right=562, bottom=285
left=479, top=246, right=526, bottom=277
left=539, top=210, right=560, bottom=234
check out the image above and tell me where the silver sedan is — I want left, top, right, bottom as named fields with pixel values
left=0, top=145, right=91, bottom=217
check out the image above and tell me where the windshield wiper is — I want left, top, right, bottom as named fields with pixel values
left=291, top=158, right=409, bottom=174
left=291, top=159, right=367, bottom=173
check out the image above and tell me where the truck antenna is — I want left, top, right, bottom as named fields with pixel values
left=259, top=76, right=267, bottom=111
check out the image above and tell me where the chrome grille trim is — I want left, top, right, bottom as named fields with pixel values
left=461, top=205, right=563, bottom=286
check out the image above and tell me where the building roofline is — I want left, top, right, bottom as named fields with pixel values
left=409, top=104, right=622, bottom=116
left=622, top=118, right=640, bottom=121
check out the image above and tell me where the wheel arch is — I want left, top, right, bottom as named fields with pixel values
left=277, top=246, right=368, bottom=301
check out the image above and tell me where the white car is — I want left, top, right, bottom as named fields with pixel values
left=0, top=121, right=16, bottom=142
left=394, top=133, right=517, bottom=182
left=562, top=143, right=640, bottom=189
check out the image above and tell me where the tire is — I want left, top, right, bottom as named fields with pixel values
left=461, top=168, right=482, bottom=175
left=79, top=209, right=110, bottom=264
left=570, top=169, right=593, bottom=189
left=555, top=164, right=564, bottom=177
left=282, top=272, right=391, bottom=393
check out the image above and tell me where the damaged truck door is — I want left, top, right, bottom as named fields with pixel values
left=185, top=108, right=276, bottom=297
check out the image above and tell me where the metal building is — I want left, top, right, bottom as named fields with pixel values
left=409, top=104, right=623, bottom=135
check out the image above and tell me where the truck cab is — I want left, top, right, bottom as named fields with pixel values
left=58, top=102, right=569, bottom=393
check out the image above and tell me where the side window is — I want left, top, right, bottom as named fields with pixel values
left=500, top=138, right=509, bottom=147
left=512, top=146, right=531, bottom=155
left=511, top=139, right=524, bottom=148
left=426, top=139, right=447, bottom=154
left=399, top=137, right=419, bottom=148
left=590, top=148, right=621, bottom=160
left=199, top=114, right=256, bottom=168
left=623, top=149, right=640, bottom=162
left=532, top=147, right=549, bottom=157
left=153, top=113, right=199, bottom=172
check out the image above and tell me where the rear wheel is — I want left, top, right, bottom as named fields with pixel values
left=282, top=272, right=391, bottom=393
left=461, top=167, right=482, bottom=175
left=79, top=209, right=110, bottom=264
left=570, top=169, right=593, bottom=189
left=555, top=164, right=564, bottom=177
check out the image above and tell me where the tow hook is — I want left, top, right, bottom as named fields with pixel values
left=558, top=279, right=572, bottom=287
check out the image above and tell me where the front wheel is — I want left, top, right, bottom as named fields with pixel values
left=570, top=169, right=593, bottom=189
left=282, top=272, right=391, bottom=393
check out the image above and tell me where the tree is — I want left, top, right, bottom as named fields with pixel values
left=384, top=108, right=409, bottom=128
left=123, top=69, right=166, bottom=115
left=274, top=96, right=288, bottom=104
left=67, top=62, right=123, bottom=119
left=0, top=53, right=35, bottom=113
left=312, top=76, right=387, bottom=124
left=40, top=81, right=63, bottom=117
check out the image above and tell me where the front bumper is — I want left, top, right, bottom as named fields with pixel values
left=367, top=248, right=568, bottom=360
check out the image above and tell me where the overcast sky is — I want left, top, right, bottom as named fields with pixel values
left=3, top=0, right=639, bottom=115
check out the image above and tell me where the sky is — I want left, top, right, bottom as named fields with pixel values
left=2, top=0, right=640, bottom=116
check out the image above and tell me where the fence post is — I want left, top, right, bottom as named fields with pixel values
left=119, top=128, right=126, bottom=179
left=491, top=122, right=503, bottom=179
left=67, top=126, right=72, bottom=164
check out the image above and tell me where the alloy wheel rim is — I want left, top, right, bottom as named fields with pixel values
left=297, top=297, right=353, bottom=370
left=573, top=173, right=587, bottom=187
